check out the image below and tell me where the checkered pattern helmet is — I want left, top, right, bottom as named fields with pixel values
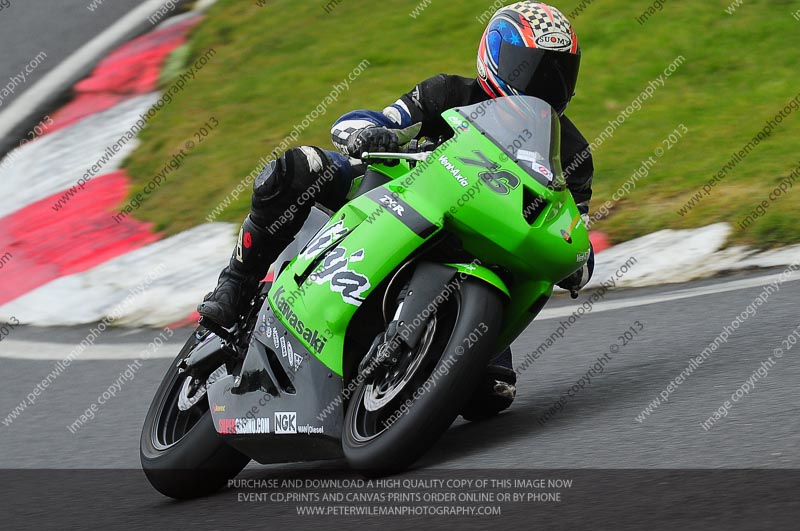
left=477, top=2, right=581, bottom=114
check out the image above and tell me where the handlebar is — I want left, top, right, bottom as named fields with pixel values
left=359, top=151, right=432, bottom=162
left=361, top=138, right=439, bottom=163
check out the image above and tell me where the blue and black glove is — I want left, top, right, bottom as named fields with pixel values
left=346, top=127, right=400, bottom=166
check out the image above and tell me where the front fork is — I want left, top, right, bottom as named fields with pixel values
left=358, top=261, right=510, bottom=374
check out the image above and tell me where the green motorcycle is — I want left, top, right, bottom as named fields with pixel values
left=140, top=95, right=590, bottom=499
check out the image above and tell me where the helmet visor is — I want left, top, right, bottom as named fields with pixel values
left=497, top=40, right=580, bottom=113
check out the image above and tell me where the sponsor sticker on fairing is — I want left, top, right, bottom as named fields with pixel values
left=274, top=412, right=297, bottom=434
left=378, top=194, right=405, bottom=217
left=439, top=155, right=469, bottom=187
left=447, top=115, right=470, bottom=132
left=218, top=418, right=270, bottom=434
left=532, top=162, right=553, bottom=181
left=264, top=323, right=309, bottom=367
left=297, top=424, right=324, bottom=434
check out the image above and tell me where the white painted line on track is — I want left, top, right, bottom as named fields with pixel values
left=0, top=340, right=176, bottom=360
left=0, top=0, right=173, bottom=145
left=538, top=270, right=799, bottom=321
left=2, top=271, right=797, bottom=360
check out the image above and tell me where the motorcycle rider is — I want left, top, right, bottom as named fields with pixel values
left=198, top=2, right=594, bottom=420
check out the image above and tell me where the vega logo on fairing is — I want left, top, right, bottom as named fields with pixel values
left=311, top=246, right=371, bottom=306
left=272, top=286, right=329, bottom=355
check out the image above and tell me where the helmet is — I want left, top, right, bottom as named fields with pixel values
left=477, top=2, right=581, bottom=114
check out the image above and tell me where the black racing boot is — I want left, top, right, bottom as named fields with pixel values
left=198, top=216, right=284, bottom=330
left=461, top=347, right=517, bottom=422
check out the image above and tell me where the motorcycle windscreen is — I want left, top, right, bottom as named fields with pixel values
left=457, top=95, right=566, bottom=191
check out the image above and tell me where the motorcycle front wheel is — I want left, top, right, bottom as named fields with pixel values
left=342, top=278, right=503, bottom=474
left=140, top=329, right=250, bottom=499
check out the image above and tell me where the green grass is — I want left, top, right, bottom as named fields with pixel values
left=124, top=0, right=800, bottom=247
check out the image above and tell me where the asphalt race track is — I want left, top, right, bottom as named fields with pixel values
left=3, top=3, right=798, bottom=528
left=2, top=269, right=799, bottom=529
left=0, top=0, right=143, bottom=108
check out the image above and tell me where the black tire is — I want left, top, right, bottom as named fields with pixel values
left=342, top=279, right=503, bottom=474
left=140, top=330, right=250, bottom=499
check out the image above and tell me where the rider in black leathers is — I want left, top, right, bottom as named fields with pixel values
left=199, top=2, right=594, bottom=420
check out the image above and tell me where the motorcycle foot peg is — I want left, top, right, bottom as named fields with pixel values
left=198, top=315, right=235, bottom=344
